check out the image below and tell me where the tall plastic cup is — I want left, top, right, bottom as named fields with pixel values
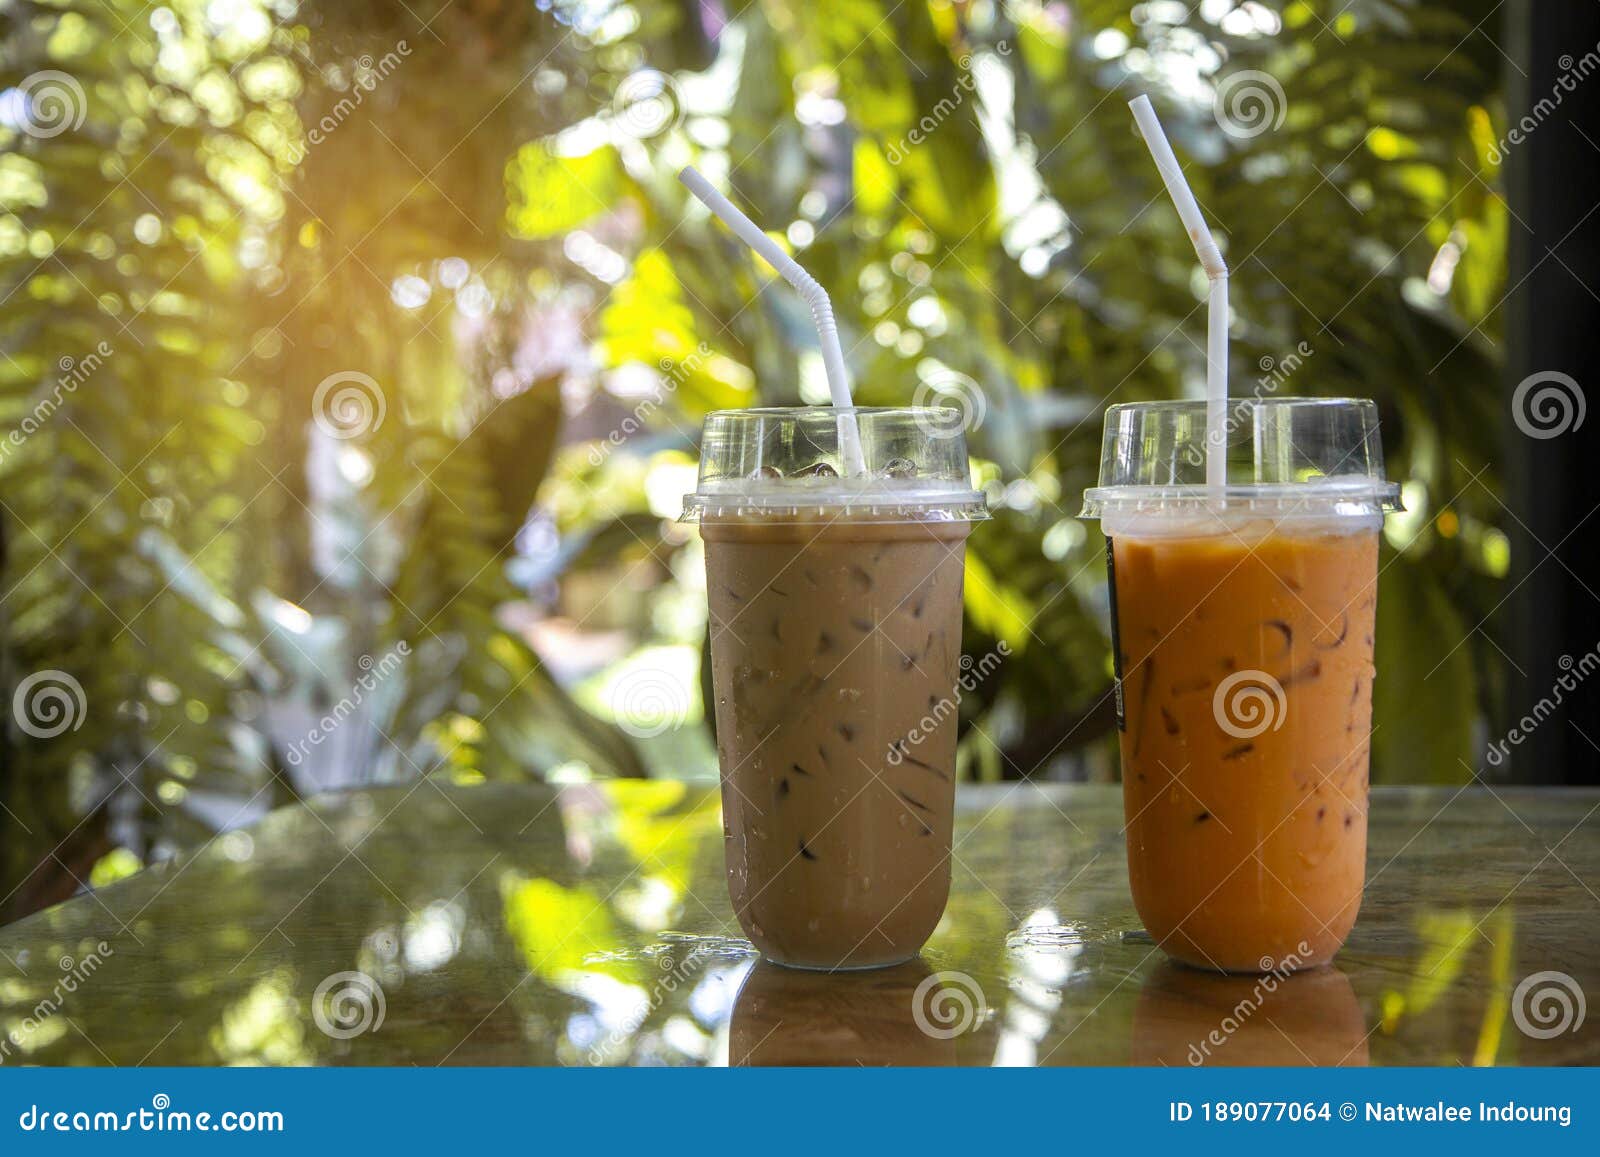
left=683, top=407, right=988, bottom=970
left=1081, top=398, right=1400, bottom=972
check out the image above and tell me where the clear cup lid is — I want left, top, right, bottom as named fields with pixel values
left=1080, top=397, right=1402, bottom=520
left=682, top=406, right=988, bottom=522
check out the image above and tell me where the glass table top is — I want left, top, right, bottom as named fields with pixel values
left=1, top=782, right=1595, bottom=1066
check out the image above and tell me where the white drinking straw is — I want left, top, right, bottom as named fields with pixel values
left=1128, top=95, right=1229, bottom=492
left=678, top=166, right=866, bottom=476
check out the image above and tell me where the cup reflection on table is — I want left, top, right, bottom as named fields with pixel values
left=1130, top=960, right=1369, bottom=1066
left=730, top=958, right=962, bottom=1066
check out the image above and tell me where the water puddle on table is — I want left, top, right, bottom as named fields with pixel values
left=584, top=932, right=758, bottom=967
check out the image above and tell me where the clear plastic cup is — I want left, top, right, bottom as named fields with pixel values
left=1081, top=398, right=1401, bottom=972
left=683, top=407, right=987, bottom=970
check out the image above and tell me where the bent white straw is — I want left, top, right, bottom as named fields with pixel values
left=1128, top=95, right=1230, bottom=492
left=677, top=166, right=866, bottom=476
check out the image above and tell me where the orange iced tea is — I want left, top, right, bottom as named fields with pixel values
left=1109, top=519, right=1378, bottom=971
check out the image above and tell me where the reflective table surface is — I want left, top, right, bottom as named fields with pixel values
left=2, top=783, right=1596, bottom=1066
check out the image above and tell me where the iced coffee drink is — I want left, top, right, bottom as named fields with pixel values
left=1112, top=521, right=1378, bottom=970
left=1083, top=399, right=1398, bottom=973
left=686, top=408, right=986, bottom=970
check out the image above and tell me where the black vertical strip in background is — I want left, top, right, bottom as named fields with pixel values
left=1506, top=1, right=1600, bottom=785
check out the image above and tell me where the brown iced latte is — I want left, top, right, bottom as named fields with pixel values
left=686, top=406, right=986, bottom=970
left=703, top=515, right=969, bottom=969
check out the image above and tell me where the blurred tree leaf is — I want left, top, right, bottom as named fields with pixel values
left=463, top=373, right=564, bottom=555
left=507, top=143, right=623, bottom=240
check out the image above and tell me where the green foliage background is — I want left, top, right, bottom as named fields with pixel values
left=1, top=0, right=1513, bottom=918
